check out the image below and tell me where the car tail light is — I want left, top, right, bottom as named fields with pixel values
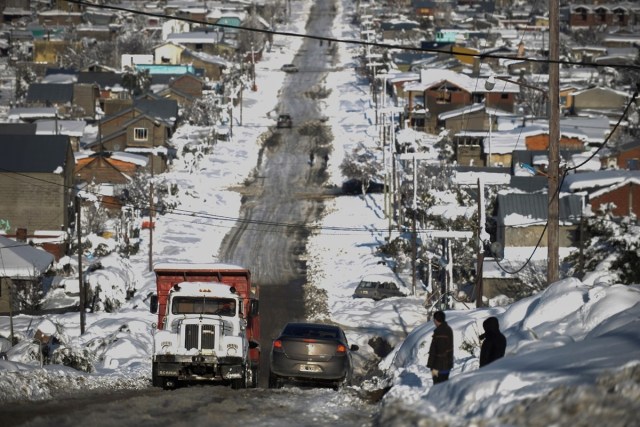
left=336, top=344, right=347, bottom=353
left=273, top=339, right=283, bottom=349
left=302, top=339, right=317, bottom=343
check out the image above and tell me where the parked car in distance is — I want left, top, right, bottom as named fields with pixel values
left=281, top=63, right=299, bottom=73
left=353, top=273, right=408, bottom=300
left=277, top=114, right=293, bottom=128
left=269, top=322, right=358, bottom=389
left=341, top=178, right=384, bottom=195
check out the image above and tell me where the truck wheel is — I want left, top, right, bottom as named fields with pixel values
left=231, top=365, right=249, bottom=389
left=250, top=366, right=259, bottom=388
left=151, top=362, right=163, bottom=388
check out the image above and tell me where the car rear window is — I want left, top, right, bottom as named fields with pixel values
left=282, top=324, right=339, bottom=339
left=358, top=281, right=377, bottom=289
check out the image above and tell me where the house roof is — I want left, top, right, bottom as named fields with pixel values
left=404, top=69, right=520, bottom=94
left=562, top=169, right=640, bottom=193
left=166, top=31, right=223, bottom=44
left=0, top=235, right=55, bottom=279
left=77, top=71, right=123, bottom=89
left=35, top=119, right=87, bottom=137
left=134, top=98, right=178, bottom=123
left=182, top=49, right=232, bottom=67
left=496, top=192, right=583, bottom=226
left=7, top=107, right=58, bottom=121
left=0, top=135, right=71, bottom=173
left=26, top=83, right=74, bottom=104
left=0, top=123, right=37, bottom=135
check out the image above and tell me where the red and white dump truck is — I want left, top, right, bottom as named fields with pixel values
left=150, top=263, right=260, bottom=389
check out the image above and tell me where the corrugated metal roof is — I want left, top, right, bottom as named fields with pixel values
left=0, top=135, right=71, bottom=173
left=496, top=192, right=583, bottom=225
left=26, top=83, right=74, bottom=103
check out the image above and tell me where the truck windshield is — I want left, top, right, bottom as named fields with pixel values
left=171, top=297, right=236, bottom=316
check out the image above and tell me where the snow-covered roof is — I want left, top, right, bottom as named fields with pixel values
left=35, top=119, right=86, bottom=137
left=7, top=107, right=57, bottom=121
left=0, top=235, right=55, bottom=279
left=404, top=69, right=520, bottom=94
left=562, top=170, right=640, bottom=193
left=166, top=31, right=222, bottom=44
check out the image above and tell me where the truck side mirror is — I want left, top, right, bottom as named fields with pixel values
left=250, top=300, right=259, bottom=316
left=150, top=295, right=158, bottom=314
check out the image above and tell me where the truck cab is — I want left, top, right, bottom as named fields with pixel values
left=150, top=263, right=259, bottom=389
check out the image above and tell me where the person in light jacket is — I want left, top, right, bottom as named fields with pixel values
left=479, top=316, right=506, bottom=368
left=427, top=310, right=454, bottom=384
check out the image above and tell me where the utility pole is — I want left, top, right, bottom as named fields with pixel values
left=548, top=0, right=560, bottom=285
left=476, top=178, right=484, bottom=307
left=76, top=196, right=85, bottom=335
left=149, top=154, right=154, bottom=272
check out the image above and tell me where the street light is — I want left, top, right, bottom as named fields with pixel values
left=484, top=72, right=559, bottom=285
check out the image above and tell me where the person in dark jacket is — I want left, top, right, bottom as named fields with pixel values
left=427, top=310, right=454, bottom=384
left=479, top=316, right=507, bottom=368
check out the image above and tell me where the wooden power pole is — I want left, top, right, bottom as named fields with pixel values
left=547, top=0, right=560, bottom=285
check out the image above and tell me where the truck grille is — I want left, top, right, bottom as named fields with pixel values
left=184, top=324, right=216, bottom=350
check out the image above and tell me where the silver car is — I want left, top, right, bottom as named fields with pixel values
left=268, top=322, right=358, bottom=389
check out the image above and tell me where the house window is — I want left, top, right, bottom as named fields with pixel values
left=437, top=88, right=451, bottom=104
left=501, top=93, right=509, bottom=100
left=134, top=128, right=148, bottom=141
left=195, top=43, right=203, bottom=51
left=628, top=159, right=639, bottom=170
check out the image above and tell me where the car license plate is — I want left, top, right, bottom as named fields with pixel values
left=299, top=364, right=321, bottom=373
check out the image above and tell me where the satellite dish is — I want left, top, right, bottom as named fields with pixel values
left=490, top=242, right=503, bottom=260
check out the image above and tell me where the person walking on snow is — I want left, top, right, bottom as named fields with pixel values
left=479, top=316, right=506, bottom=368
left=427, top=310, right=454, bottom=384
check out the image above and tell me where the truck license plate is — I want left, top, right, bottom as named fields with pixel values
left=299, top=364, right=321, bottom=373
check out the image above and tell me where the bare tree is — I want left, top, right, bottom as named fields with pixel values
left=340, top=146, right=383, bottom=195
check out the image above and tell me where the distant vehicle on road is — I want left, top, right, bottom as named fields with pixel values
left=281, top=63, right=299, bottom=73
left=277, top=114, right=293, bottom=128
left=353, top=273, right=408, bottom=300
left=268, top=322, right=358, bottom=389
left=341, top=178, right=384, bottom=195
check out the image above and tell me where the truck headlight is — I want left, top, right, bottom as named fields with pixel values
left=226, top=343, right=238, bottom=356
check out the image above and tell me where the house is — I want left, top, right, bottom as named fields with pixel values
left=570, top=86, right=630, bottom=118
left=153, top=40, right=186, bottom=65
left=35, top=119, right=87, bottom=152
left=165, top=31, right=225, bottom=57
left=32, top=40, right=82, bottom=65
left=0, top=235, right=55, bottom=315
left=0, top=135, right=75, bottom=236
left=379, top=20, right=422, bottom=42
left=76, top=71, right=127, bottom=111
left=179, top=49, right=230, bottom=81
left=563, top=170, right=640, bottom=217
left=25, top=83, right=99, bottom=119
left=600, top=140, right=640, bottom=170
left=412, top=0, right=457, bottom=24
left=495, top=192, right=583, bottom=256
left=403, top=69, right=519, bottom=132
left=152, top=73, right=205, bottom=105
left=74, top=151, right=148, bottom=213
left=565, top=4, right=637, bottom=29
left=86, top=99, right=178, bottom=174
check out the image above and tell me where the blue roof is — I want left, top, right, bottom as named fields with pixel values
left=134, top=64, right=196, bottom=75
